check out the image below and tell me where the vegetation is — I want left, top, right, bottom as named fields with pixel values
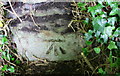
left=76, top=1, right=120, bottom=75
left=0, top=2, right=21, bottom=76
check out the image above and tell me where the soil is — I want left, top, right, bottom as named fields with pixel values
left=5, top=60, right=93, bottom=75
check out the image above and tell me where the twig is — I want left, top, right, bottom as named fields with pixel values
left=7, top=0, right=22, bottom=22
left=30, top=12, right=39, bottom=27
left=3, top=19, right=13, bottom=33
left=4, top=59, right=16, bottom=66
left=10, top=51, right=24, bottom=63
left=68, top=20, right=75, bottom=32
left=91, top=66, right=99, bottom=75
left=3, top=28, right=7, bottom=36
left=5, top=45, right=24, bottom=63
left=28, top=4, right=39, bottom=27
left=81, top=52, right=94, bottom=71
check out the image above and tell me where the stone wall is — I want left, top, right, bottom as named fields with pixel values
left=6, top=2, right=85, bottom=61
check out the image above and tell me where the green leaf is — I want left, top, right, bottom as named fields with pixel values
left=85, top=30, right=93, bottom=41
left=82, top=48, right=88, bottom=56
left=103, top=26, right=115, bottom=36
left=98, top=68, right=106, bottom=74
left=98, top=19, right=107, bottom=27
left=2, top=51, right=6, bottom=57
left=108, top=17, right=117, bottom=26
left=2, top=65, right=8, bottom=71
left=95, top=31, right=101, bottom=37
left=115, top=58, right=120, bottom=67
left=109, top=2, right=118, bottom=8
left=101, top=33, right=108, bottom=43
left=84, top=18, right=89, bottom=24
left=77, top=2, right=86, bottom=11
left=77, top=2, right=86, bottom=8
left=0, top=49, right=3, bottom=52
left=98, top=68, right=104, bottom=73
left=110, top=56, right=120, bottom=68
left=2, top=37, right=8, bottom=44
left=94, top=47, right=101, bottom=54
left=118, top=9, right=120, bottom=17
left=101, top=13, right=107, bottom=18
left=92, top=17, right=107, bottom=32
left=11, top=58, right=15, bottom=61
left=98, top=0, right=104, bottom=5
left=85, top=41, right=93, bottom=45
left=113, top=27, right=120, bottom=37
left=8, top=66, right=15, bottom=73
left=81, top=8, right=86, bottom=11
left=117, top=42, right=120, bottom=49
left=7, top=54, right=10, bottom=61
left=88, top=4, right=103, bottom=17
left=16, top=60, right=21, bottom=64
left=109, top=8, right=118, bottom=16
left=108, top=41, right=118, bottom=50
left=101, top=26, right=115, bottom=43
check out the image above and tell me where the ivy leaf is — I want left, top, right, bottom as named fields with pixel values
left=82, top=48, right=88, bottom=56
left=81, top=8, right=86, bottom=11
left=109, top=2, right=118, bottom=8
left=108, top=17, right=117, bottom=26
left=2, top=51, right=6, bottom=57
left=84, top=18, right=89, bottom=24
left=97, top=19, right=107, bottom=27
left=114, top=58, right=120, bottom=67
left=103, top=26, right=115, bottom=36
left=118, top=9, right=120, bottom=17
left=101, top=13, right=107, bottom=18
left=109, top=8, right=118, bottom=16
left=101, top=33, right=108, bottom=43
left=88, top=6, right=96, bottom=17
left=16, top=60, right=21, bottom=64
left=110, top=57, right=120, bottom=67
left=88, top=4, right=103, bottom=17
left=108, top=41, right=118, bottom=50
left=113, top=27, right=120, bottom=37
left=2, top=37, right=8, bottom=44
left=94, top=47, right=101, bottom=54
left=2, top=65, right=8, bottom=71
left=117, top=42, right=120, bottom=49
left=77, top=2, right=86, bottom=8
left=8, top=66, right=15, bottom=73
left=0, top=49, right=3, bottom=52
left=7, top=53, right=10, bottom=61
left=77, top=2, right=86, bottom=11
left=11, top=58, right=15, bottom=61
left=98, top=68, right=106, bottom=74
left=85, top=30, right=93, bottom=41
left=98, top=0, right=103, bottom=5
left=92, top=17, right=106, bottom=32
left=85, top=41, right=93, bottom=45
left=100, top=26, right=115, bottom=43
left=95, top=31, right=101, bottom=37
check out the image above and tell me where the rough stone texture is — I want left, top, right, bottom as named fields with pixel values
left=7, top=2, right=85, bottom=61
left=1, top=0, right=49, bottom=4
left=0, top=0, right=82, bottom=4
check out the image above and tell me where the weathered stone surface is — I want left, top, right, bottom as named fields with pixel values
left=7, top=2, right=85, bottom=61
left=0, top=0, right=83, bottom=4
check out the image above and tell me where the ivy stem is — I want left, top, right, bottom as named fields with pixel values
left=81, top=52, right=94, bottom=71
